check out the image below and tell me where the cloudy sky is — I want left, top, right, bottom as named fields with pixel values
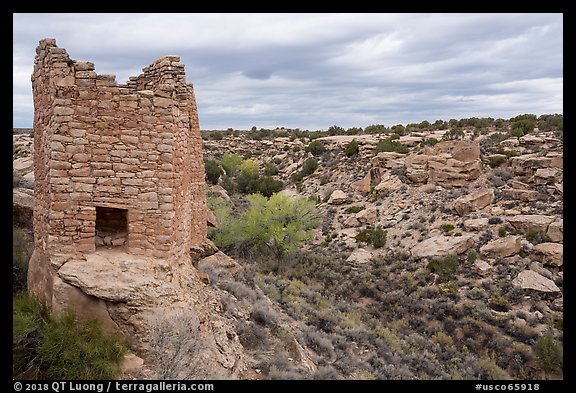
left=13, top=13, right=563, bottom=130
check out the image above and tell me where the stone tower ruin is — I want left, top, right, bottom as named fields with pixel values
left=28, top=38, right=207, bottom=308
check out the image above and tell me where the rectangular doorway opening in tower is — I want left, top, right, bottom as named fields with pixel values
left=95, top=206, right=128, bottom=249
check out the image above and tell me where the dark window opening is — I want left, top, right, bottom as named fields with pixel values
left=95, top=206, right=128, bottom=248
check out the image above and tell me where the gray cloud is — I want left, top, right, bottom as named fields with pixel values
left=13, top=13, right=562, bottom=130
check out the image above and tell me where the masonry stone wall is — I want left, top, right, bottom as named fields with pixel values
left=28, top=38, right=207, bottom=306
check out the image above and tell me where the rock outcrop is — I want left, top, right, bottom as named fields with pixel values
left=404, top=140, right=483, bottom=186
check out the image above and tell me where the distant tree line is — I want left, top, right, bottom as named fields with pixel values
left=201, top=114, right=562, bottom=141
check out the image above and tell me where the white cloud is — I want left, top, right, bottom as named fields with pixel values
left=13, top=13, right=563, bottom=129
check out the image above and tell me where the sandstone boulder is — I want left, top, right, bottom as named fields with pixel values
left=410, top=234, right=475, bottom=259
left=285, top=163, right=299, bottom=176
left=533, top=243, right=563, bottom=266
left=512, top=270, right=560, bottom=293
left=474, top=259, right=493, bottom=276
left=533, top=168, right=562, bottom=185
left=13, top=188, right=34, bottom=227
left=480, top=236, right=521, bottom=259
left=356, top=207, right=378, bottom=225
left=398, top=135, right=423, bottom=147
left=464, top=218, right=489, bottom=231
left=372, top=151, right=406, bottom=170
left=427, top=158, right=483, bottom=186
left=328, top=190, right=348, bottom=205
left=405, top=154, right=430, bottom=183
left=453, top=188, right=494, bottom=215
left=209, top=185, right=231, bottom=202
left=509, top=154, right=553, bottom=176
left=351, top=168, right=381, bottom=193
left=432, top=139, right=480, bottom=162
left=547, top=219, right=563, bottom=242
left=346, top=248, right=373, bottom=266
left=190, top=238, right=219, bottom=263
left=342, top=216, right=361, bottom=228
left=403, top=140, right=483, bottom=187
left=529, top=261, right=553, bottom=280
left=500, top=187, right=539, bottom=202
left=207, top=208, right=218, bottom=228
left=21, top=171, right=35, bottom=189
left=198, top=251, right=242, bottom=275
left=507, top=214, right=555, bottom=234
left=13, top=156, right=34, bottom=175
left=374, top=173, right=403, bottom=192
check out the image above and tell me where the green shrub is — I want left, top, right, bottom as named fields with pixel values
left=305, top=140, right=326, bottom=156
left=554, top=319, right=563, bottom=331
left=327, top=125, right=345, bottom=136
left=373, top=138, right=409, bottom=154
left=371, top=226, right=387, bottom=249
left=257, top=176, right=284, bottom=198
left=345, top=139, right=359, bottom=157
left=489, top=294, right=511, bottom=312
left=13, top=227, right=33, bottom=294
left=264, top=163, right=279, bottom=176
left=345, top=206, right=363, bottom=214
left=526, top=230, right=552, bottom=245
left=489, top=156, right=507, bottom=168
left=239, top=159, right=259, bottom=175
left=40, top=312, right=126, bottom=379
left=441, top=223, right=455, bottom=233
left=511, top=119, right=535, bottom=137
left=220, top=153, right=244, bottom=176
left=466, top=250, right=477, bottom=264
left=13, top=294, right=126, bottom=380
left=292, top=158, right=319, bottom=183
left=535, top=332, right=563, bottom=374
left=221, top=176, right=236, bottom=194
left=301, top=158, right=319, bottom=175
left=427, top=255, right=458, bottom=282
left=442, top=128, right=465, bottom=141
left=365, top=124, right=388, bottom=134
left=355, top=229, right=372, bottom=244
left=211, top=193, right=320, bottom=258
left=355, top=227, right=387, bottom=248
left=498, top=226, right=507, bottom=237
left=204, top=159, right=223, bottom=185
left=236, top=171, right=260, bottom=194
left=422, top=137, right=439, bottom=147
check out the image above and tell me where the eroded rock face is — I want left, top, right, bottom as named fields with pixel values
left=54, top=249, right=247, bottom=377
left=410, top=234, right=475, bottom=259
left=404, top=140, right=483, bottom=186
